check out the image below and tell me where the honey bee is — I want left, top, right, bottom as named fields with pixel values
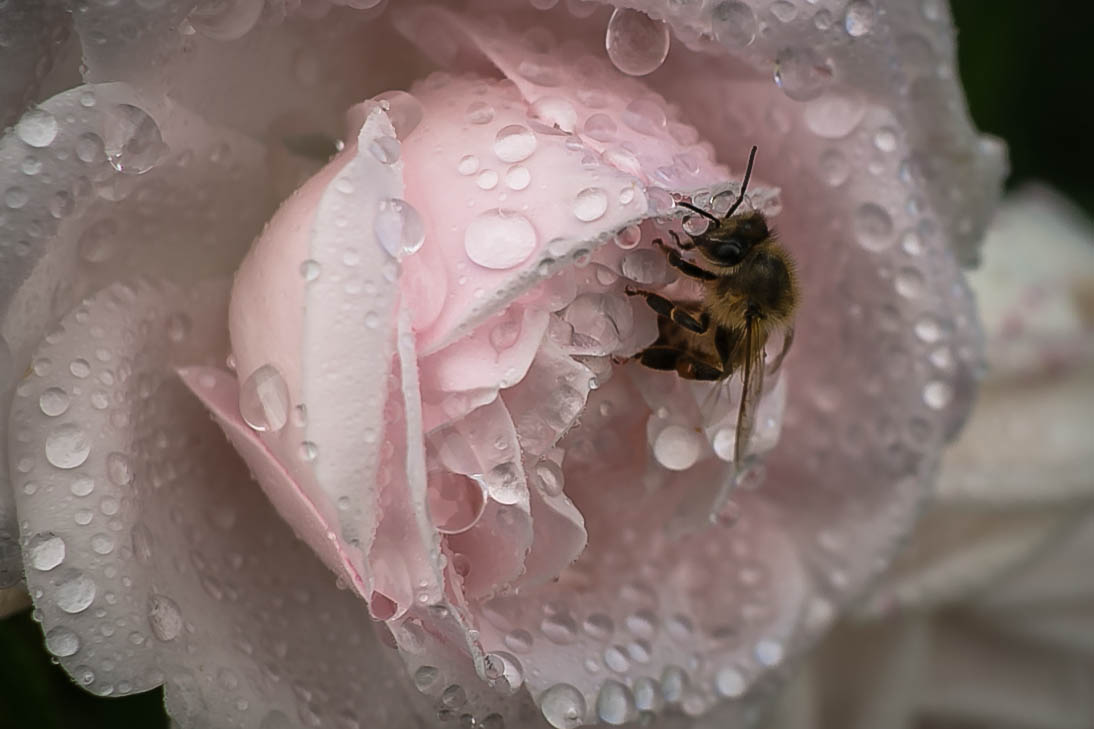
left=626, top=146, right=798, bottom=465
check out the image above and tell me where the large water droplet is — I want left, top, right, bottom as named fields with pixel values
left=583, top=113, right=618, bottom=142
left=774, top=47, right=834, bottom=101
left=187, top=0, right=263, bottom=40
left=374, top=91, right=424, bottom=139
left=494, top=125, right=538, bottom=163
left=103, top=104, right=166, bottom=175
left=45, top=626, right=80, bottom=657
left=464, top=209, right=538, bottom=269
left=427, top=470, right=487, bottom=534
left=506, top=165, right=531, bottom=191
left=596, top=680, right=637, bottom=725
left=573, top=187, right=608, bottom=222
left=148, top=595, right=183, bottom=641
left=540, top=683, right=587, bottom=729
left=16, top=108, right=59, bottom=148
left=375, top=198, right=426, bottom=258
left=239, top=365, right=290, bottom=433
left=27, top=533, right=66, bottom=571
left=844, top=0, right=877, bottom=36
left=39, top=388, right=70, bottom=417
left=605, top=8, right=670, bottom=77
left=55, top=570, right=96, bottom=613
left=652, top=424, right=702, bottom=470
left=712, top=2, right=757, bottom=46
left=45, top=424, right=91, bottom=469
left=854, top=203, right=894, bottom=250
left=482, top=462, right=523, bottom=505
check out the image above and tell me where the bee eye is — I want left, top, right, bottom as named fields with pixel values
left=713, top=241, right=744, bottom=265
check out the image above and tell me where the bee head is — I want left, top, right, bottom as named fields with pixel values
left=696, top=211, right=769, bottom=267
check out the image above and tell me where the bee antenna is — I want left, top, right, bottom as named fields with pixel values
left=725, top=145, right=758, bottom=218
left=675, top=201, right=720, bottom=223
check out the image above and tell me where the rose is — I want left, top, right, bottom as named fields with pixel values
left=0, top=1, right=1004, bottom=728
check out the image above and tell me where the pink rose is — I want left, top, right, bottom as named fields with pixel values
left=1, top=1, right=1004, bottom=727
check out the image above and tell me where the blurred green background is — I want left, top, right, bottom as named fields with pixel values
left=1, top=2, right=1092, bottom=727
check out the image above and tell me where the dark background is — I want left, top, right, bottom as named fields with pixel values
left=1, top=2, right=1092, bottom=727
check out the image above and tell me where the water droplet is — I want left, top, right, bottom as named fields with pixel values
left=369, top=136, right=400, bottom=164
left=27, top=533, right=66, bottom=571
left=413, top=665, right=439, bottom=692
left=622, top=98, right=667, bottom=136
left=90, top=533, right=114, bottom=555
left=427, top=471, right=486, bottom=534
left=5, top=187, right=29, bottom=209
left=103, top=104, right=166, bottom=175
left=541, top=613, right=578, bottom=644
left=239, top=365, right=290, bottom=433
left=375, top=198, right=426, bottom=258
left=45, top=626, right=80, bottom=657
left=55, top=570, right=96, bottom=613
left=819, top=149, right=850, bottom=186
left=104, top=452, right=133, bottom=487
left=70, top=477, right=95, bottom=497
left=505, top=165, right=531, bottom=191
left=187, top=0, right=263, bottom=40
left=464, top=209, right=538, bottom=269
left=803, top=94, right=865, bottom=139
left=923, top=380, right=952, bottom=409
left=494, top=125, right=538, bottom=163
left=583, top=113, right=617, bottom=143
left=374, top=90, right=424, bottom=139
left=16, top=108, right=58, bottom=148
left=874, top=126, right=898, bottom=151
left=148, top=595, right=183, bottom=641
left=605, top=8, right=670, bottom=76
left=755, top=638, right=784, bottom=666
left=774, top=47, right=834, bottom=101
left=441, top=684, right=467, bottom=708
left=572, top=188, right=608, bottom=222
left=299, top=441, right=318, bottom=462
left=844, top=0, right=876, bottom=36
left=614, top=225, right=642, bottom=250
left=530, top=97, right=578, bottom=133
left=540, top=683, right=587, bottom=729
left=712, top=1, right=758, bottom=46
left=771, top=0, right=797, bottom=21
left=39, top=388, right=70, bottom=417
left=477, top=169, right=499, bottom=190
left=505, top=629, right=534, bottom=653
left=652, top=424, right=702, bottom=470
left=661, top=665, right=688, bottom=703
left=46, top=424, right=91, bottom=469
left=854, top=203, right=893, bottom=250
left=715, top=666, right=746, bottom=697
left=467, top=101, right=495, bottom=125
left=533, top=459, right=564, bottom=497
left=895, top=267, right=925, bottom=298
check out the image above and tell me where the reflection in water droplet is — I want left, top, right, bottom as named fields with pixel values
left=605, top=8, right=671, bottom=76
left=573, top=187, right=608, bottom=222
left=712, top=1, right=757, bottom=46
left=16, top=109, right=59, bottom=148
left=426, top=470, right=486, bottom=534
left=39, top=388, right=70, bottom=417
left=45, top=424, right=91, bottom=469
left=494, top=125, right=538, bottom=163
left=375, top=198, right=426, bottom=258
left=27, top=533, right=66, bottom=571
left=652, top=424, right=702, bottom=471
left=464, top=209, right=538, bottom=270
left=774, top=47, right=834, bottom=101
left=540, top=683, right=587, bottom=729
left=103, top=104, right=166, bottom=175
left=45, top=627, right=80, bottom=657
left=55, top=570, right=96, bottom=613
left=482, top=462, right=523, bottom=505
left=239, top=365, right=290, bottom=433
left=597, top=680, right=637, bottom=725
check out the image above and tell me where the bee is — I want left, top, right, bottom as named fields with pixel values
left=626, top=146, right=798, bottom=465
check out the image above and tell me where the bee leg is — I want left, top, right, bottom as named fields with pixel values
left=653, top=240, right=718, bottom=282
left=625, top=288, right=710, bottom=334
left=669, top=230, right=695, bottom=251
left=638, top=346, right=724, bottom=381
left=766, top=326, right=794, bottom=375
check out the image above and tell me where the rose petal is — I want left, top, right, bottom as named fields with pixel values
left=0, top=0, right=69, bottom=129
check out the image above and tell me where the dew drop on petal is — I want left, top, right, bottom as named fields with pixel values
left=596, top=680, right=637, bottom=725
left=712, top=1, right=758, bottom=46
left=39, top=387, right=70, bottom=417
left=46, top=424, right=91, bottom=469
left=923, top=380, right=952, bottom=409
left=714, top=666, right=746, bottom=698
left=605, top=8, right=670, bottom=77
left=622, top=98, right=667, bottom=136
left=374, top=90, right=424, bottom=139
left=55, top=570, right=96, bottom=613
left=239, top=365, right=290, bottom=433
left=505, top=165, right=531, bottom=190
left=854, top=202, right=894, bottom=250
left=27, top=533, right=66, bottom=571
left=16, top=108, right=59, bottom=148
left=533, top=459, right=565, bottom=497
left=464, top=209, right=538, bottom=269
left=375, top=198, right=426, bottom=258
left=652, top=425, right=701, bottom=471
left=102, top=104, right=166, bottom=175
left=368, top=136, right=401, bottom=164
left=466, top=101, right=496, bottom=125
left=540, top=683, right=587, bottom=729
left=45, top=627, right=80, bottom=657
left=494, top=124, right=538, bottom=163
left=458, top=154, right=480, bottom=175
left=530, top=97, right=578, bottom=133
left=477, top=169, right=499, bottom=190
left=844, top=0, right=877, bottom=36
left=427, top=471, right=487, bottom=534
left=572, top=188, right=609, bottom=222
left=481, top=462, right=523, bottom=505
left=774, top=47, right=835, bottom=101
left=148, top=595, right=183, bottom=641
left=583, top=113, right=618, bottom=143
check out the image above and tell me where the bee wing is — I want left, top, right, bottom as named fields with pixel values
left=734, top=313, right=766, bottom=466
